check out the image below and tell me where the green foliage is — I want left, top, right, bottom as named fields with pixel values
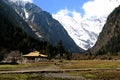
left=56, top=40, right=71, bottom=59
left=44, top=41, right=70, bottom=59
left=45, top=42, right=57, bottom=59
left=82, top=73, right=96, bottom=79
left=56, top=40, right=65, bottom=58
left=0, top=74, right=72, bottom=80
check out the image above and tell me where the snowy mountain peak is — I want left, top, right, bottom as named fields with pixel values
left=53, top=13, right=107, bottom=50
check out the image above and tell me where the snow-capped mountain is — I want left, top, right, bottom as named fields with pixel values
left=53, top=13, right=107, bottom=50
left=6, top=0, right=83, bottom=52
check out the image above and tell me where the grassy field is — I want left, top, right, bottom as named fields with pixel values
left=65, top=70, right=120, bottom=80
left=0, top=74, right=72, bottom=80
left=0, top=60, right=120, bottom=80
left=59, top=60, right=120, bottom=69
left=0, top=62, right=52, bottom=70
left=1, top=60, right=120, bottom=69
left=0, top=70, right=120, bottom=80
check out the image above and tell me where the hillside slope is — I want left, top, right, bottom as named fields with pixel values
left=90, top=5, right=120, bottom=55
left=0, top=0, right=46, bottom=56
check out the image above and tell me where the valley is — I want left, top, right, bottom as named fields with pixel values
left=0, top=0, right=120, bottom=80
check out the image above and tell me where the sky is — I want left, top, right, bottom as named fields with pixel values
left=33, top=0, right=88, bottom=15
left=20, top=0, right=120, bottom=18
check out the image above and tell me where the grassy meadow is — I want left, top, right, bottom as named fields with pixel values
left=0, top=60, right=120, bottom=80
left=60, top=60, right=120, bottom=69
left=0, top=73, right=72, bottom=80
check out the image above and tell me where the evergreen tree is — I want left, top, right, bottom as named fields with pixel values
left=45, top=42, right=53, bottom=59
left=56, top=40, right=65, bottom=59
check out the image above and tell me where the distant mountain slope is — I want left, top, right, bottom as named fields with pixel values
left=0, top=0, right=45, bottom=54
left=90, top=5, right=120, bottom=55
left=6, top=0, right=83, bottom=52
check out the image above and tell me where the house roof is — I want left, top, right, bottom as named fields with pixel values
left=23, top=51, right=48, bottom=57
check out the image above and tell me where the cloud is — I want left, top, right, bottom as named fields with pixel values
left=53, top=9, right=82, bottom=23
left=54, top=9, right=71, bottom=16
left=53, top=0, right=120, bottom=19
left=83, top=0, right=120, bottom=17
left=22, top=0, right=33, bottom=2
left=72, top=11, right=82, bottom=23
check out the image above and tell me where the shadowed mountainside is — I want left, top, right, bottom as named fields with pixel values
left=0, top=0, right=48, bottom=60
left=90, top=5, right=120, bottom=55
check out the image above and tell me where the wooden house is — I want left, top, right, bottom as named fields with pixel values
left=23, top=51, right=48, bottom=62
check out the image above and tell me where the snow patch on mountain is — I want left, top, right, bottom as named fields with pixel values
left=29, top=25, right=42, bottom=38
left=8, top=0, right=43, bottom=39
left=9, top=0, right=32, bottom=3
left=24, top=9, right=29, bottom=19
left=52, top=9, right=106, bottom=50
left=31, top=15, right=35, bottom=22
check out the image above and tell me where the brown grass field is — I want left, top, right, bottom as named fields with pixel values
left=0, top=60, right=120, bottom=80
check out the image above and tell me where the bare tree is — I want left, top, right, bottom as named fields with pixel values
left=5, top=50, right=20, bottom=63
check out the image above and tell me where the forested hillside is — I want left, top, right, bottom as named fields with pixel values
left=90, top=5, right=120, bottom=55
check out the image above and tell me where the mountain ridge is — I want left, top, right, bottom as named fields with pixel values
left=0, top=0, right=47, bottom=55
left=6, top=0, right=83, bottom=53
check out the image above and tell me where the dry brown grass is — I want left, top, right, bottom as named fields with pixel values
left=1, top=60, right=120, bottom=70
left=65, top=69, right=120, bottom=79
left=60, top=60, right=120, bottom=69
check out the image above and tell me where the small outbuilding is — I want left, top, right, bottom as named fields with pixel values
left=23, top=51, right=48, bottom=62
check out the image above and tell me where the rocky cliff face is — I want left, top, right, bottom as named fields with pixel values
left=90, top=5, right=120, bottom=55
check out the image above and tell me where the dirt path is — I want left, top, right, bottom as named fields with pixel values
left=1, top=68, right=120, bottom=80
left=0, top=68, right=120, bottom=74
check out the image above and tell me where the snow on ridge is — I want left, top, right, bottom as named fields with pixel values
left=24, top=9, right=29, bottom=19
left=31, top=15, right=35, bottom=22
left=9, top=0, right=32, bottom=3
left=29, top=25, right=42, bottom=38
left=52, top=13, right=106, bottom=50
left=8, top=0, right=32, bottom=7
